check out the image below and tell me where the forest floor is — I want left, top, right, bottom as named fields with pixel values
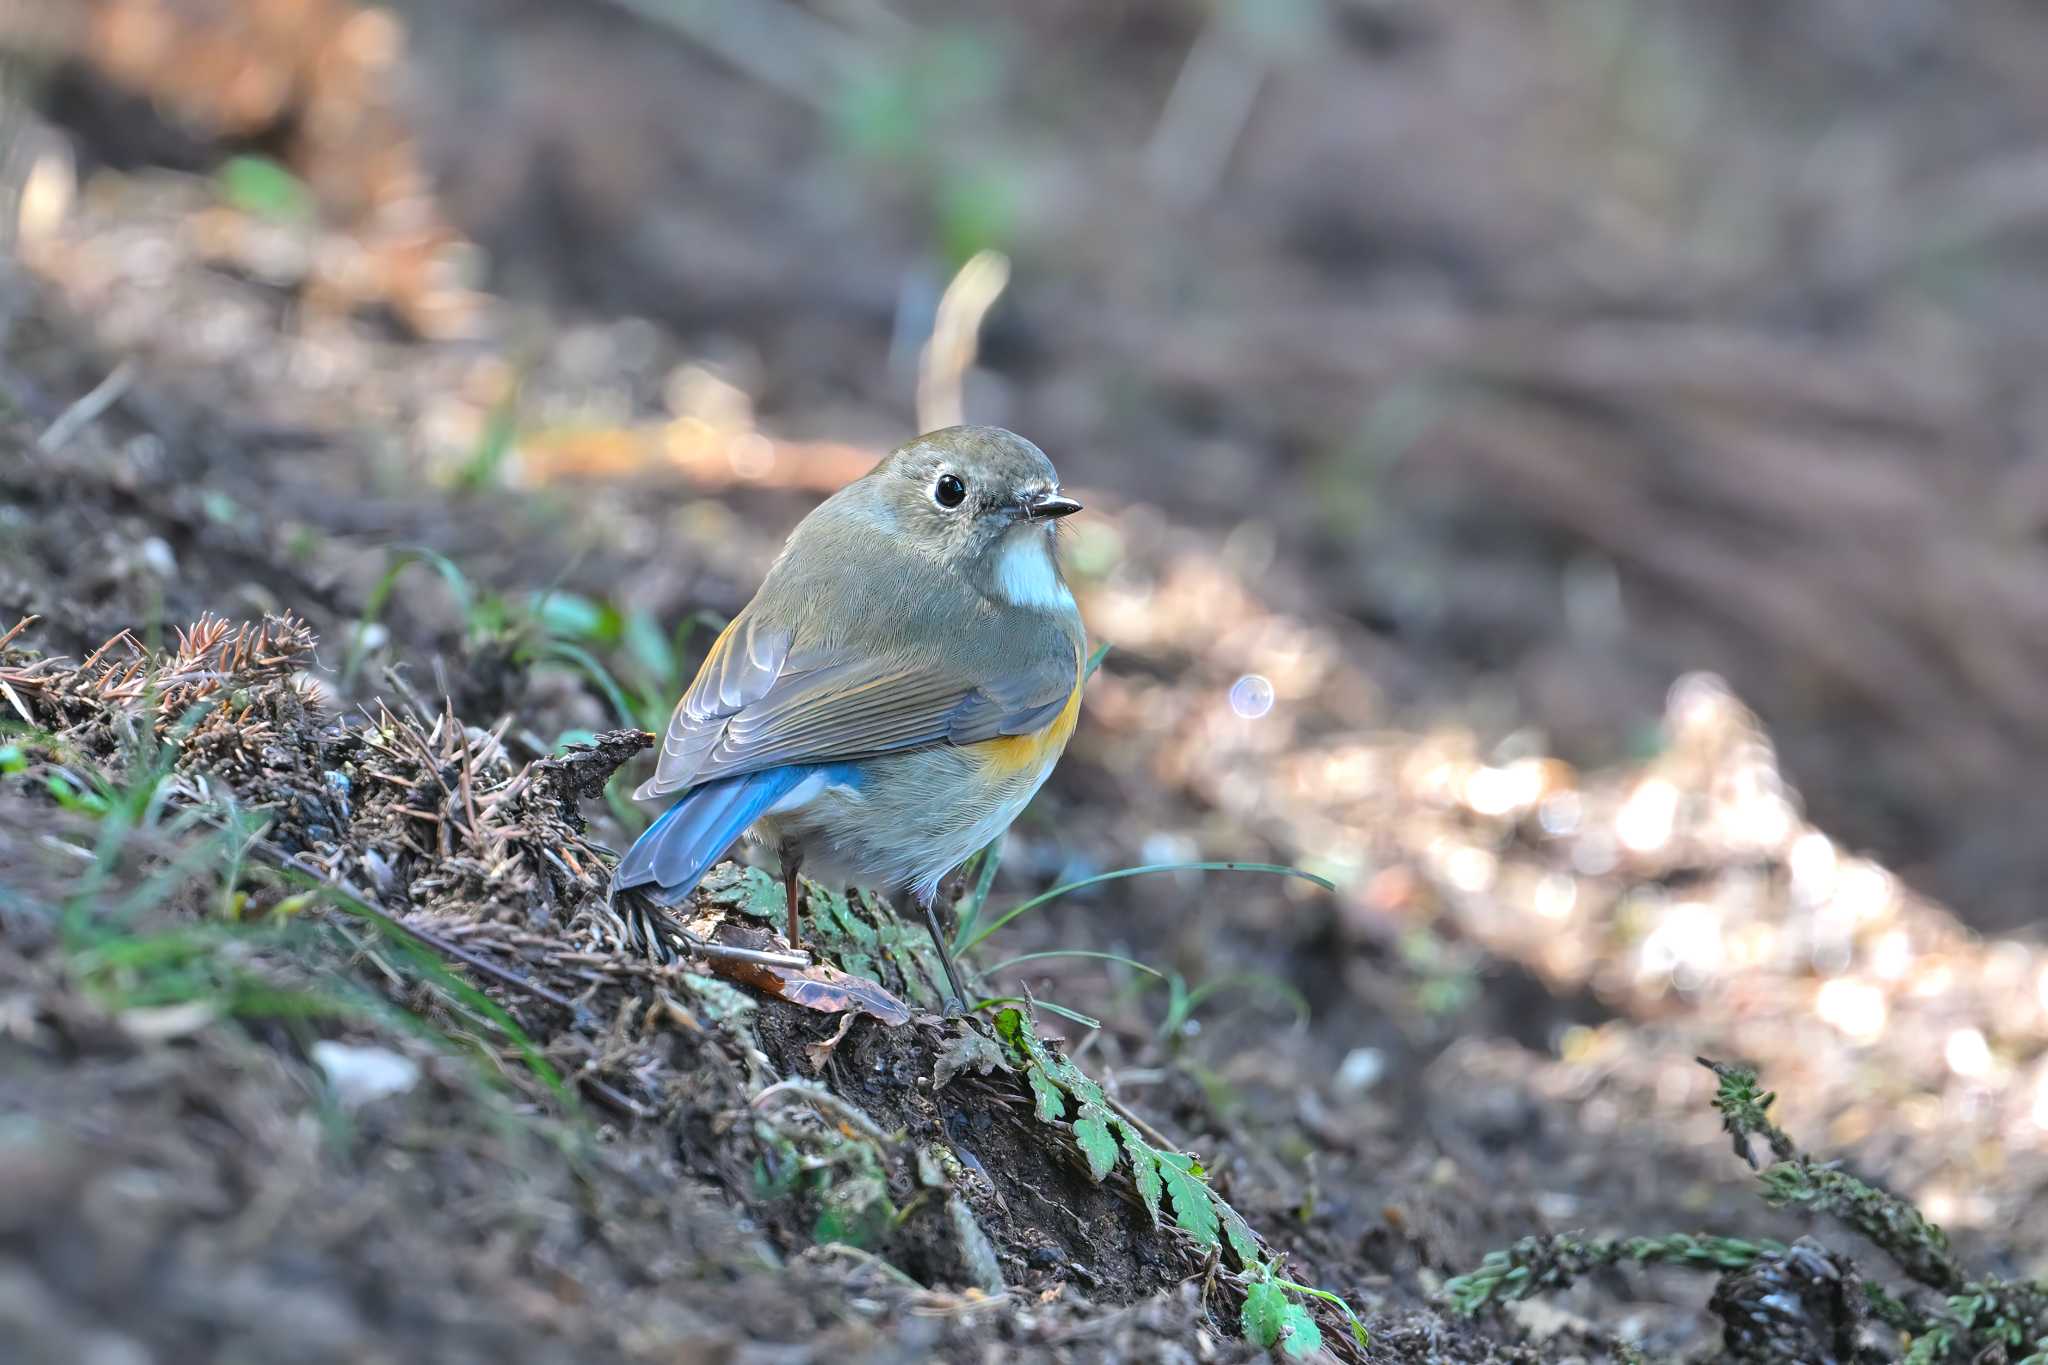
left=10, top=5, right=2048, bottom=1361
left=7, top=195, right=2048, bottom=1364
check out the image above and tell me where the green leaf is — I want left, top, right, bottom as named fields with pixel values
left=340, top=546, right=475, bottom=689
left=530, top=590, right=610, bottom=641
left=976, top=991, right=1102, bottom=1027
left=536, top=640, right=638, bottom=728
left=753, top=1152, right=802, bottom=1200
left=992, top=1005, right=1028, bottom=1048
left=1278, top=1300, right=1324, bottom=1357
left=1073, top=1103, right=1117, bottom=1182
left=1048, top=1052, right=1111, bottom=1109
left=217, top=154, right=312, bottom=220
left=1222, top=1206, right=1263, bottom=1268
left=699, top=864, right=788, bottom=921
left=1241, top=1279, right=1287, bottom=1349
left=934, top=1027, right=1010, bottom=1090
left=1002, top=1009, right=1064, bottom=1077
left=622, top=609, right=678, bottom=685
left=1162, top=1160, right=1220, bottom=1248
left=1026, top=1064, right=1066, bottom=1123
left=813, top=1195, right=894, bottom=1250
left=1279, top=1278, right=1372, bottom=1349
left=934, top=172, right=1017, bottom=266
left=47, top=771, right=110, bottom=815
left=809, top=881, right=880, bottom=953
left=1122, top=1123, right=1164, bottom=1227
left=453, top=380, right=522, bottom=491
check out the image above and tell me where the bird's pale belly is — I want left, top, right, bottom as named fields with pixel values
left=754, top=695, right=1078, bottom=906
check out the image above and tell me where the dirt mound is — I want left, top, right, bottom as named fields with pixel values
left=0, top=606, right=1239, bottom=1361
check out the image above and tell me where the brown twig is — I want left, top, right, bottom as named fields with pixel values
left=578, top=1074, right=652, bottom=1119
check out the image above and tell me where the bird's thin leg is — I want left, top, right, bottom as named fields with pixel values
left=920, top=893, right=970, bottom=1015
left=779, top=837, right=804, bottom=950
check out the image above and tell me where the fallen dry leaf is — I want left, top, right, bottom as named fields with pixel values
left=934, top=1022, right=1011, bottom=1089
left=704, top=923, right=911, bottom=1027
left=804, top=1012, right=858, bottom=1071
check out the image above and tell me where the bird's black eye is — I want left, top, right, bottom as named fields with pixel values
left=933, top=473, right=967, bottom=508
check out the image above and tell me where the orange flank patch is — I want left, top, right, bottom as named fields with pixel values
left=975, top=677, right=1085, bottom=777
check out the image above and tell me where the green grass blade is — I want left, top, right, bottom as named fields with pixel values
left=958, top=861, right=1335, bottom=953
left=1174, top=971, right=1312, bottom=1034
left=981, top=949, right=1167, bottom=980
left=291, top=874, right=570, bottom=1100
left=971, top=994, right=1102, bottom=1030
left=622, top=609, right=678, bottom=687
left=671, top=609, right=731, bottom=669
left=342, top=547, right=475, bottom=689
left=453, top=380, right=523, bottom=491
left=948, top=836, right=1004, bottom=956
left=96, top=822, right=241, bottom=928
left=537, top=639, right=641, bottom=728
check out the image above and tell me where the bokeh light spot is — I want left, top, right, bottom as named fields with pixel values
left=1229, top=673, right=1275, bottom=719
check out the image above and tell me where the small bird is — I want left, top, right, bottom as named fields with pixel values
left=611, top=425, right=1086, bottom=1007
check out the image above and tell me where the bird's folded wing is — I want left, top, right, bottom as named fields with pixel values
left=637, top=611, right=1076, bottom=799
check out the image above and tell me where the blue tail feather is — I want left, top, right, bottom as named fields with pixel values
left=612, top=765, right=817, bottom=905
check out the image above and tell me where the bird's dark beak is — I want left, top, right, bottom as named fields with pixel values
left=1023, top=492, right=1083, bottom=521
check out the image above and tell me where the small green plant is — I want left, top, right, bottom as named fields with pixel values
left=990, top=1004, right=1369, bottom=1357
left=944, top=640, right=1333, bottom=1031
left=7, top=655, right=568, bottom=1102
left=750, top=1081, right=899, bottom=1251
left=452, top=377, right=525, bottom=491
left=1398, top=927, right=1480, bottom=1019
left=1444, top=1059, right=2048, bottom=1363
left=954, top=852, right=1324, bottom=1035
left=45, top=768, right=111, bottom=815
left=338, top=544, right=740, bottom=847
left=1444, top=1231, right=1781, bottom=1316
left=216, top=154, right=313, bottom=221
left=339, top=546, right=724, bottom=730
left=515, top=588, right=724, bottom=734
left=341, top=546, right=477, bottom=689
left=947, top=828, right=1007, bottom=954
left=1148, top=968, right=1310, bottom=1047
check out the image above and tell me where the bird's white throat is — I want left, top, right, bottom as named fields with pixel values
left=995, top=532, right=1074, bottom=611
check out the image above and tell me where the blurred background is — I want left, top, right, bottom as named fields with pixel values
left=7, top=1, right=2048, bottom=1357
